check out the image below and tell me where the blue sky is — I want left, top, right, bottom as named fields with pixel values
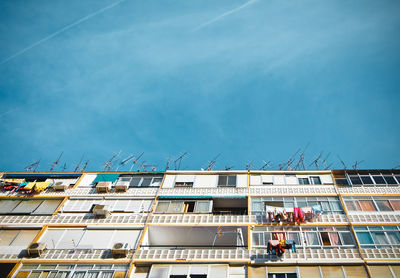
left=0, top=0, right=399, bottom=172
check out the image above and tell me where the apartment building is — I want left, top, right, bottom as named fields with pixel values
left=0, top=169, right=399, bottom=278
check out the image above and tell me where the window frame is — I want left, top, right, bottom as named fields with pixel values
left=217, top=175, right=237, bottom=187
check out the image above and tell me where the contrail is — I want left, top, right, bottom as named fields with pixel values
left=192, top=0, right=258, bottom=32
left=0, top=0, right=126, bottom=65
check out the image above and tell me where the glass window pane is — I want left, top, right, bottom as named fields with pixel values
left=361, top=176, right=373, bottom=184
left=141, top=178, right=152, bottom=187
left=329, top=201, right=342, bottom=211
left=376, top=201, right=393, bottom=211
left=371, top=232, right=389, bottom=245
left=345, top=201, right=357, bottom=211
left=194, top=201, right=211, bottom=213
left=306, top=232, right=319, bottom=245
left=357, top=232, right=373, bottom=245
left=218, top=176, right=227, bottom=186
left=227, top=175, right=237, bottom=186
left=298, top=178, right=309, bottom=185
left=391, top=200, right=400, bottom=210
left=155, top=202, right=169, bottom=213
left=350, top=176, right=362, bottom=185
left=168, top=201, right=184, bottom=213
left=359, top=200, right=377, bottom=211
left=311, top=177, right=321, bottom=185
left=386, top=232, right=400, bottom=244
left=372, top=176, right=386, bottom=185
left=340, top=232, right=355, bottom=245
left=129, top=178, right=141, bottom=187
left=384, top=176, right=397, bottom=184
left=395, top=176, right=400, bottom=184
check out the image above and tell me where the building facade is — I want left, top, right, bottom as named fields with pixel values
left=0, top=169, right=399, bottom=278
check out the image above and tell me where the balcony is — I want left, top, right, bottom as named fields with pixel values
left=254, top=214, right=348, bottom=225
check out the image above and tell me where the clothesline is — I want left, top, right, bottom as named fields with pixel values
left=265, top=204, right=323, bottom=224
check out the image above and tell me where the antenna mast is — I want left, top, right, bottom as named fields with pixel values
left=103, top=151, right=121, bottom=172
left=309, top=152, right=323, bottom=170
left=50, top=151, right=63, bottom=172
left=129, top=152, right=144, bottom=171
left=174, top=152, right=188, bottom=170
left=206, top=153, right=220, bottom=171
left=260, top=160, right=272, bottom=170
left=74, top=155, right=84, bottom=172
left=116, top=155, right=135, bottom=171
left=337, top=155, right=347, bottom=170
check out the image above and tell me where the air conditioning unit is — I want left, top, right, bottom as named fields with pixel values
left=53, top=181, right=68, bottom=191
left=27, top=242, right=47, bottom=257
left=111, top=242, right=129, bottom=257
left=96, top=182, right=111, bottom=193
left=93, top=204, right=110, bottom=218
left=115, top=182, right=128, bottom=192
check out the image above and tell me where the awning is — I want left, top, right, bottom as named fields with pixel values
left=158, top=196, right=212, bottom=199
left=212, top=196, right=247, bottom=199
left=93, top=174, right=120, bottom=183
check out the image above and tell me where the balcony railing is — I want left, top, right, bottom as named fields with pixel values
left=0, top=187, right=159, bottom=197
left=360, top=247, right=400, bottom=261
left=132, top=248, right=249, bottom=261
left=348, top=212, right=400, bottom=224
left=250, top=248, right=361, bottom=263
left=338, top=186, right=400, bottom=195
left=0, top=214, right=147, bottom=226
left=149, top=214, right=252, bottom=225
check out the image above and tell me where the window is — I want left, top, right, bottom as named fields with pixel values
left=355, top=226, right=400, bottom=248
left=155, top=200, right=212, bottom=213
left=268, top=274, right=297, bottom=278
left=372, top=175, right=386, bottom=185
left=384, top=176, right=397, bottom=185
left=349, top=176, right=362, bottom=185
left=360, top=176, right=374, bottom=184
left=218, top=175, right=236, bottom=187
left=298, top=178, right=310, bottom=185
left=175, top=182, right=194, bottom=187
left=116, top=175, right=162, bottom=187
left=335, top=178, right=349, bottom=185
left=310, top=176, right=321, bottom=185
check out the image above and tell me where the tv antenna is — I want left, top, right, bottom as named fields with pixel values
left=321, top=152, right=331, bottom=169
left=74, top=155, right=84, bottom=172
left=294, top=143, right=310, bottom=170
left=25, top=159, right=40, bottom=172
left=245, top=160, right=254, bottom=170
left=62, top=163, right=67, bottom=172
left=174, top=152, right=188, bottom=170
left=352, top=160, right=364, bottom=170
left=165, top=157, right=172, bottom=171
left=324, top=162, right=333, bottom=170
left=81, top=160, right=89, bottom=172
left=50, top=151, right=63, bottom=172
left=260, top=160, right=272, bottom=170
left=309, top=152, right=323, bottom=170
left=225, top=165, right=234, bottom=170
left=116, top=155, right=135, bottom=171
left=280, top=149, right=301, bottom=170
left=206, top=153, right=220, bottom=170
left=129, top=152, right=144, bottom=171
left=103, top=151, right=121, bottom=172
left=337, top=155, right=347, bottom=170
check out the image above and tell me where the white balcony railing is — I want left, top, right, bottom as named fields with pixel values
left=360, top=248, right=400, bottom=260
left=348, top=212, right=400, bottom=224
left=338, top=186, right=400, bottom=195
left=0, top=214, right=147, bottom=226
